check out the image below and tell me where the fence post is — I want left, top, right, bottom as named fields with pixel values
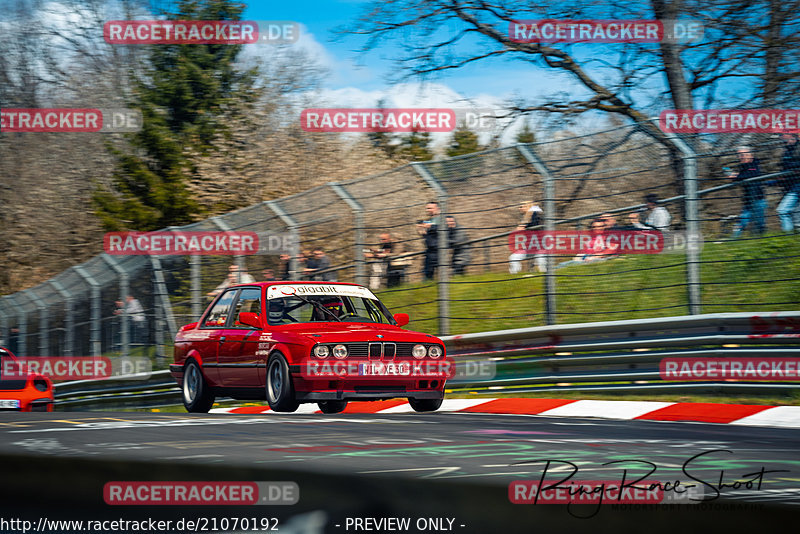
left=0, top=304, right=8, bottom=351
left=329, top=182, right=366, bottom=286
left=518, top=144, right=557, bottom=325
left=267, top=201, right=300, bottom=279
left=190, top=255, right=202, bottom=320
left=49, top=280, right=73, bottom=356
left=664, top=131, right=701, bottom=315
left=412, top=162, right=450, bottom=336
left=101, top=254, right=130, bottom=356
left=24, top=290, right=49, bottom=357
left=7, top=295, right=27, bottom=356
left=211, top=217, right=245, bottom=282
left=150, top=256, right=177, bottom=366
left=73, top=266, right=101, bottom=356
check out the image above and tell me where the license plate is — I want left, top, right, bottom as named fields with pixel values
left=0, top=399, right=20, bottom=409
left=358, top=362, right=411, bottom=376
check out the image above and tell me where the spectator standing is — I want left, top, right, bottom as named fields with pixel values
left=776, top=133, right=800, bottom=232
left=728, top=146, right=766, bottom=237
left=365, top=233, right=400, bottom=289
left=305, top=249, right=336, bottom=281
left=446, top=216, right=471, bottom=275
left=625, top=211, right=650, bottom=229
left=511, top=201, right=547, bottom=273
left=262, top=268, right=277, bottom=281
left=644, top=194, right=672, bottom=231
left=115, top=295, right=146, bottom=344
left=417, top=201, right=441, bottom=280
left=278, top=254, right=292, bottom=280
left=516, top=201, right=543, bottom=230
left=208, top=264, right=255, bottom=298
left=298, top=250, right=314, bottom=280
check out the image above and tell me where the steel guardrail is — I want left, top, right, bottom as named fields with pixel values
left=52, top=312, right=800, bottom=408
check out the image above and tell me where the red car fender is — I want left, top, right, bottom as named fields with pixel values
left=184, top=349, right=204, bottom=368
left=268, top=342, right=295, bottom=362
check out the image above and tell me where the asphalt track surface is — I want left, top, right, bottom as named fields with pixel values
left=0, top=410, right=798, bottom=533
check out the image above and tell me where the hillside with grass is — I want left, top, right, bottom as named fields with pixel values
left=377, top=234, right=800, bottom=335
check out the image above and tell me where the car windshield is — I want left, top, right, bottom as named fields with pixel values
left=267, top=293, right=394, bottom=326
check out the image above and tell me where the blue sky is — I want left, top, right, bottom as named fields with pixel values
left=243, top=1, right=570, bottom=98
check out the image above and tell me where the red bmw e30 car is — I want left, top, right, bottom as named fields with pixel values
left=170, top=281, right=451, bottom=414
left=0, top=347, right=54, bottom=412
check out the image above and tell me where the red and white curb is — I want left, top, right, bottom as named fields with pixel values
left=209, top=398, right=800, bottom=429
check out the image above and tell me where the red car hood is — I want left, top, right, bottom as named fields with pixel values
left=272, top=323, right=440, bottom=345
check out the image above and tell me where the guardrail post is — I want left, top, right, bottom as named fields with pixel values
left=518, top=144, right=557, bottom=325
left=267, top=201, right=300, bottom=279
left=329, top=182, right=367, bottom=286
left=413, top=162, right=450, bottom=336
left=101, top=254, right=130, bottom=356
left=49, top=280, right=74, bottom=356
left=23, top=290, right=49, bottom=357
left=664, top=130, right=701, bottom=315
left=73, top=266, right=101, bottom=356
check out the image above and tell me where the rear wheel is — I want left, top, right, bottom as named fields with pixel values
left=266, top=353, right=299, bottom=412
left=318, top=400, right=348, bottom=414
left=408, top=398, right=443, bottom=412
left=183, top=360, right=214, bottom=413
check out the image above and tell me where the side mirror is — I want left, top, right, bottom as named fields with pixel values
left=394, top=313, right=410, bottom=327
left=238, top=312, right=262, bottom=329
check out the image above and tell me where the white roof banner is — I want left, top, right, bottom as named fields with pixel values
left=267, top=284, right=377, bottom=300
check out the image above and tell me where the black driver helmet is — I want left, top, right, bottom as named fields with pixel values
left=268, top=299, right=285, bottom=322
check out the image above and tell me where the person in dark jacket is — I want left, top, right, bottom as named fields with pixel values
left=446, top=216, right=471, bottom=275
left=775, top=133, right=800, bottom=232
left=417, top=202, right=441, bottom=280
left=727, top=146, right=766, bottom=237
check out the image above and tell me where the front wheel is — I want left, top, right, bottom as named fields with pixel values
left=408, top=397, right=443, bottom=412
left=182, top=360, right=215, bottom=413
left=266, top=353, right=299, bottom=412
left=318, top=400, right=348, bottom=414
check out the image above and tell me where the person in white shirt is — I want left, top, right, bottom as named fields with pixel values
left=208, top=264, right=255, bottom=298
left=644, top=194, right=671, bottom=231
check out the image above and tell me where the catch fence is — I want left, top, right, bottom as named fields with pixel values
left=1, top=119, right=798, bottom=361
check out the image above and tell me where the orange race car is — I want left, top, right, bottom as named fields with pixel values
left=0, top=347, right=54, bottom=412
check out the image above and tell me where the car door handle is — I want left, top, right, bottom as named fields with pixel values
left=220, top=336, right=226, bottom=343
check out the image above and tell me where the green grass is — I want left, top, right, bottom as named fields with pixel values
left=377, top=234, right=800, bottom=335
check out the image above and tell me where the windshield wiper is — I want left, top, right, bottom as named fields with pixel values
left=290, top=293, right=342, bottom=322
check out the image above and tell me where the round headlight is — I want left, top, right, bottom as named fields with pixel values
left=428, top=345, right=443, bottom=359
left=333, top=344, right=348, bottom=359
left=313, top=345, right=330, bottom=359
left=412, top=344, right=426, bottom=359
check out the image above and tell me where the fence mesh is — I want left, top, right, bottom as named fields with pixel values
left=1, top=121, right=798, bottom=362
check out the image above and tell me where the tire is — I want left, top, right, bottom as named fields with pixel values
left=266, top=353, right=299, bottom=412
left=408, top=397, right=443, bottom=412
left=182, top=360, right=215, bottom=413
left=318, top=400, right=348, bottom=414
